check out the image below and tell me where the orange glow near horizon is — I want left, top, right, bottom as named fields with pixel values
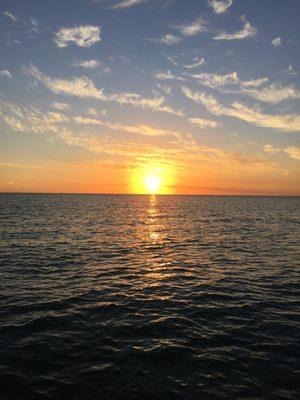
left=130, top=162, right=175, bottom=194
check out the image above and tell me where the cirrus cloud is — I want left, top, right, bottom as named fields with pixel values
left=208, top=0, right=234, bottom=14
left=214, top=15, right=257, bottom=40
left=54, top=25, right=101, bottom=48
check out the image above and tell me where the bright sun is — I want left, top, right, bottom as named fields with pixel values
left=130, top=163, right=174, bottom=194
left=145, top=176, right=161, bottom=194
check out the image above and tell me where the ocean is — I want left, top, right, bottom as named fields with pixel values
left=0, top=194, right=299, bottom=399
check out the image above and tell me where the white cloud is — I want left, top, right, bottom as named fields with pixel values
left=241, top=83, right=300, bottom=103
left=149, top=34, right=182, bottom=45
left=184, top=57, right=205, bottom=69
left=24, top=64, right=182, bottom=116
left=154, top=70, right=183, bottom=81
left=74, top=116, right=104, bottom=125
left=263, top=144, right=281, bottom=154
left=105, top=122, right=179, bottom=137
left=0, top=70, right=12, bottom=79
left=272, top=37, right=282, bottom=47
left=283, top=146, right=300, bottom=160
left=54, top=25, right=101, bottom=48
left=3, top=10, right=17, bottom=22
left=189, top=117, right=218, bottom=129
left=207, top=0, right=233, bottom=14
left=74, top=116, right=180, bottom=137
left=157, top=83, right=172, bottom=95
left=174, top=17, right=208, bottom=37
left=52, top=102, right=70, bottom=111
left=189, top=71, right=238, bottom=88
left=214, top=15, right=257, bottom=40
left=188, top=71, right=298, bottom=103
left=72, top=60, right=99, bottom=69
left=264, top=144, right=300, bottom=160
left=87, top=108, right=108, bottom=117
left=182, top=86, right=300, bottom=132
left=240, top=78, right=269, bottom=87
left=111, top=0, right=147, bottom=9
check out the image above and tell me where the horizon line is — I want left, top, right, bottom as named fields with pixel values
left=0, top=192, right=299, bottom=197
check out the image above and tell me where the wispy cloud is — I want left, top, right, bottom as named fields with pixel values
left=173, top=17, right=208, bottom=37
left=214, top=15, right=257, bottom=40
left=264, top=144, right=300, bottom=161
left=54, top=25, right=101, bottom=48
left=24, top=64, right=182, bottom=116
left=110, top=0, right=148, bottom=9
left=149, top=33, right=182, bottom=45
left=184, top=57, right=205, bottom=69
left=189, top=117, right=218, bottom=129
left=157, top=83, right=172, bottom=95
left=188, top=71, right=297, bottom=103
left=240, top=83, right=300, bottom=103
left=154, top=70, right=183, bottom=81
left=87, top=108, right=108, bottom=117
left=207, top=0, right=233, bottom=14
left=188, top=71, right=238, bottom=87
left=0, top=70, right=12, bottom=79
left=74, top=116, right=104, bottom=126
left=182, top=86, right=300, bottom=132
left=240, top=78, right=269, bottom=88
left=263, top=144, right=281, bottom=154
left=72, top=60, right=99, bottom=69
left=284, top=146, right=300, bottom=160
left=52, top=102, right=70, bottom=111
left=3, top=10, right=17, bottom=22
left=272, top=37, right=282, bottom=47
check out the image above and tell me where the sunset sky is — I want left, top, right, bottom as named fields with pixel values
left=0, top=0, right=299, bottom=194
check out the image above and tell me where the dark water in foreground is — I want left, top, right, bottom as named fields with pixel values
left=0, top=194, right=299, bottom=400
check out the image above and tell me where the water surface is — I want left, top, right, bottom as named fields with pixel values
left=0, top=194, right=299, bottom=399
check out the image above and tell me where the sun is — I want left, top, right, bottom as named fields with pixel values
left=130, top=162, right=175, bottom=194
left=145, top=175, right=161, bottom=194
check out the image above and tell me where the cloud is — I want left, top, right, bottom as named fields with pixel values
left=0, top=70, right=12, bottom=79
left=283, top=146, right=300, bottom=160
left=24, top=64, right=182, bottom=116
left=207, top=0, right=233, bottom=14
left=71, top=59, right=111, bottom=73
left=52, top=102, right=70, bottom=111
left=3, top=10, right=17, bottom=22
left=149, top=34, right=182, bottom=45
left=74, top=116, right=104, bottom=125
left=188, top=71, right=298, bottom=103
left=240, top=78, right=269, bottom=87
left=87, top=108, right=108, bottom=117
left=189, top=71, right=238, bottom=87
left=189, top=117, right=218, bottom=129
left=110, top=0, right=148, bottom=9
left=241, top=83, right=300, bottom=103
left=263, top=144, right=281, bottom=154
left=157, top=83, right=172, bottom=95
left=214, top=15, right=257, bottom=40
left=54, top=25, right=101, bottom=48
left=173, top=17, right=208, bottom=37
left=154, top=70, right=183, bottom=81
left=72, top=60, right=99, bottom=69
left=104, top=122, right=181, bottom=137
left=182, top=86, right=300, bottom=132
left=264, top=144, right=300, bottom=161
left=272, top=37, right=282, bottom=47
left=26, top=16, right=39, bottom=36
left=0, top=100, right=68, bottom=134
left=184, top=57, right=205, bottom=69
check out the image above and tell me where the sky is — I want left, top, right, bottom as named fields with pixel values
left=0, top=0, right=299, bottom=195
